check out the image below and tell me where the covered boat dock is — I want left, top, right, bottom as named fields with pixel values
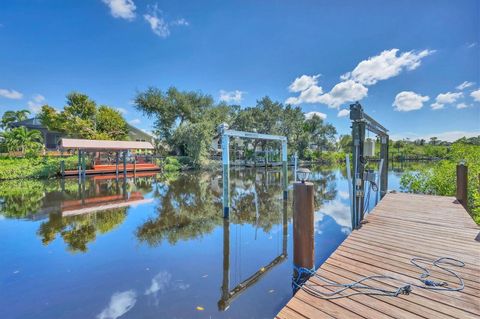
left=60, top=138, right=159, bottom=177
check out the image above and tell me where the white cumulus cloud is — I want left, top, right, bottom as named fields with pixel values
left=144, top=10, right=169, bottom=38
left=143, top=5, right=188, bottom=38
left=97, top=290, right=137, bottom=319
left=430, top=92, right=463, bottom=110
left=27, top=94, right=46, bottom=113
left=102, top=0, right=136, bottom=21
left=393, top=91, right=429, bottom=112
left=456, top=103, right=470, bottom=109
left=456, top=81, right=474, bottom=91
left=288, top=74, right=321, bottom=92
left=316, top=80, right=368, bottom=108
left=304, top=111, right=326, bottom=120
left=430, top=102, right=444, bottom=110
left=129, top=118, right=141, bottom=125
left=296, top=85, right=324, bottom=104
left=337, top=109, right=350, bottom=117
left=285, top=80, right=366, bottom=108
left=341, top=49, right=435, bottom=85
left=285, top=48, right=432, bottom=109
left=471, top=89, right=480, bottom=102
left=219, top=90, right=244, bottom=104
left=0, top=88, right=23, bottom=99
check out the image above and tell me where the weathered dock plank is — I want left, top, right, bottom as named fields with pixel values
left=277, top=192, right=480, bottom=319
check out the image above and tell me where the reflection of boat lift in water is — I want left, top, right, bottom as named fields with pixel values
left=216, top=125, right=291, bottom=309
left=218, top=199, right=288, bottom=311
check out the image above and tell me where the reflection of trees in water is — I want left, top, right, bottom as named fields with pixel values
left=0, top=177, right=156, bottom=253
left=229, top=169, right=289, bottom=233
left=0, top=180, right=47, bottom=218
left=0, top=179, right=79, bottom=218
left=309, top=169, right=337, bottom=207
left=37, top=208, right=127, bottom=252
left=136, top=169, right=296, bottom=247
left=136, top=172, right=223, bottom=246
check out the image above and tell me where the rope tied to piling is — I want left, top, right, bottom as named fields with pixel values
left=292, top=256, right=465, bottom=300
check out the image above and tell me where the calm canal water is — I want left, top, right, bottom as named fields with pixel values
left=0, top=164, right=414, bottom=319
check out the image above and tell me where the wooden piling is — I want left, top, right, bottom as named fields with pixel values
left=123, top=151, right=127, bottom=179
left=293, top=181, right=315, bottom=270
left=115, top=152, right=119, bottom=179
left=133, top=155, right=137, bottom=176
left=456, top=163, right=468, bottom=209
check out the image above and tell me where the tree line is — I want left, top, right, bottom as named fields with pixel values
left=134, top=87, right=337, bottom=165
left=0, top=92, right=129, bottom=156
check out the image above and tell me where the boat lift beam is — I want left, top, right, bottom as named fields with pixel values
left=219, top=124, right=288, bottom=218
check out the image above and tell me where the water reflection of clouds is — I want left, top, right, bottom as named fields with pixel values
left=98, top=271, right=191, bottom=317
left=315, top=199, right=352, bottom=234
left=145, top=271, right=190, bottom=305
left=97, top=290, right=137, bottom=319
left=145, top=271, right=172, bottom=296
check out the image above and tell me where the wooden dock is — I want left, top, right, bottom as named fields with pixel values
left=277, top=192, right=480, bottom=319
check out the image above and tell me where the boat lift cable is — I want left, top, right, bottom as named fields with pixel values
left=292, top=257, right=465, bottom=300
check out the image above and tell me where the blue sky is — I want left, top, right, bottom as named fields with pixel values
left=0, top=0, right=479, bottom=141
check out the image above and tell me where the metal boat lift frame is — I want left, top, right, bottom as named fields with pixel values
left=219, top=125, right=288, bottom=218
left=350, top=102, right=389, bottom=228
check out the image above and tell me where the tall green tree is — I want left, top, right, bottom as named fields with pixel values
left=304, top=115, right=337, bottom=153
left=134, top=87, right=214, bottom=143
left=95, top=106, right=129, bottom=140
left=64, top=92, right=97, bottom=121
left=38, top=92, right=129, bottom=140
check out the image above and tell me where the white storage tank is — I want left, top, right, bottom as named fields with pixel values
left=363, top=138, right=375, bottom=157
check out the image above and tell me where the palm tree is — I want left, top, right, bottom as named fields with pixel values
left=1, top=127, right=43, bottom=156
left=12, top=127, right=43, bottom=155
left=1, top=109, right=31, bottom=130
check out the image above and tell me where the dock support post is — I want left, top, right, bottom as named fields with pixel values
left=456, top=163, right=468, bottom=209
left=78, top=150, right=82, bottom=180
left=82, top=151, right=86, bottom=179
left=282, top=140, right=288, bottom=200
left=115, top=152, right=119, bottom=180
left=123, top=150, right=127, bottom=180
left=222, top=134, right=230, bottom=218
left=133, top=155, right=137, bottom=177
left=380, top=135, right=389, bottom=198
left=293, top=181, right=315, bottom=282
left=346, top=154, right=354, bottom=229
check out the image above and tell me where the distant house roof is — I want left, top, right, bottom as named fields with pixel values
left=10, top=118, right=154, bottom=142
left=60, top=138, right=154, bottom=150
left=10, top=118, right=46, bottom=129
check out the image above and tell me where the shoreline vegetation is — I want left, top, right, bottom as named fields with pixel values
left=1, top=88, right=479, bottom=222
